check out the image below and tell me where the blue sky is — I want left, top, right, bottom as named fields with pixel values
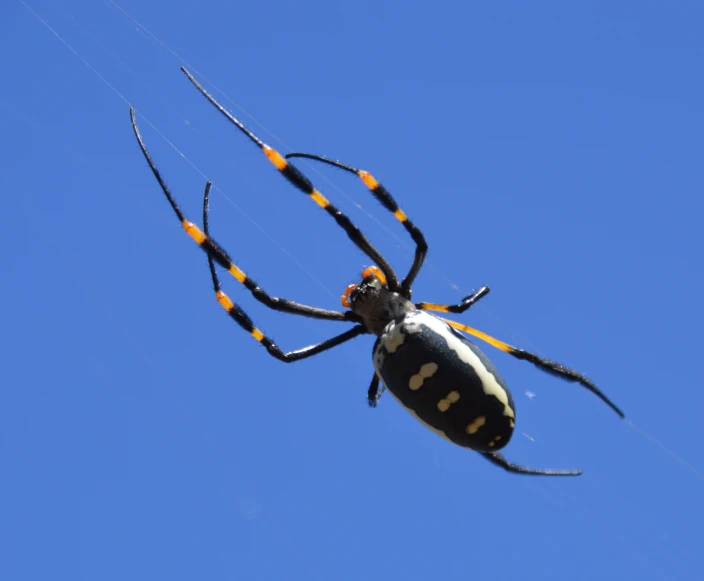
left=2, top=1, right=703, bottom=579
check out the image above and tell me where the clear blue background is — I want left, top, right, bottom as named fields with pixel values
left=3, top=1, right=703, bottom=580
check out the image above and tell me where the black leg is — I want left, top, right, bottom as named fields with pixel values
left=443, top=317, right=626, bottom=419
left=180, top=68, right=401, bottom=292
left=285, top=153, right=428, bottom=297
left=211, top=281, right=367, bottom=362
left=198, top=179, right=368, bottom=361
left=130, top=108, right=359, bottom=324
left=417, top=286, right=490, bottom=314
left=509, top=349, right=627, bottom=416
left=482, top=452, right=582, bottom=476
left=367, top=374, right=385, bottom=407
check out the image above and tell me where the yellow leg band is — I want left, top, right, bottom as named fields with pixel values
left=216, top=291, right=234, bottom=311
left=358, top=170, right=379, bottom=190
left=393, top=208, right=408, bottom=222
left=228, top=264, right=247, bottom=283
left=183, top=221, right=206, bottom=245
left=263, top=146, right=287, bottom=170
left=419, top=303, right=450, bottom=313
left=310, top=190, right=330, bottom=208
left=444, top=319, right=514, bottom=353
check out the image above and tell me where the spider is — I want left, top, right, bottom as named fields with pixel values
left=129, top=67, right=625, bottom=476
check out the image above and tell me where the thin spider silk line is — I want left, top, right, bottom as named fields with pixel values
left=20, top=0, right=336, bottom=300
left=29, top=0, right=420, bottom=303
left=625, top=420, right=704, bottom=481
left=104, top=0, right=463, bottom=294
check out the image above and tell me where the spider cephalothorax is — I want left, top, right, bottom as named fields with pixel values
left=343, top=267, right=415, bottom=336
left=129, top=66, right=625, bottom=476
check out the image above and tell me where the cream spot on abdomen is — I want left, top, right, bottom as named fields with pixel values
left=466, top=416, right=487, bottom=435
left=408, top=362, right=439, bottom=390
left=437, top=391, right=460, bottom=412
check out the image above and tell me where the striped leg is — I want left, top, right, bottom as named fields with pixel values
left=130, top=108, right=358, bottom=323
left=284, top=153, right=428, bottom=296
left=180, top=67, right=400, bottom=292
left=442, top=317, right=626, bottom=419
left=417, top=286, right=490, bottom=314
left=199, top=180, right=367, bottom=361
left=483, top=452, right=582, bottom=476
left=209, top=267, right=366, bottom=361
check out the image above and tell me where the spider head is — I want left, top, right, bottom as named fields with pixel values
left=342, top=266, right=415, bottom=335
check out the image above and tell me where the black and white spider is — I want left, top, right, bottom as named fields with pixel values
left=130, top=67, right=625, bottom=476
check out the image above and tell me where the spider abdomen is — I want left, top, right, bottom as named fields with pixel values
left=373, top=310, right=516, bottom=452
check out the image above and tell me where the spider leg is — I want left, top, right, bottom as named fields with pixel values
left=482, top=452, right=582, bottom=476
left=130, top=107, right=358, bottom=323
left=198, top=178, right=369, bottom=360
left=417, top=286, right=490, bottom=314
left=285, top=153, right=428, bottom=296
left=366, top=374, right=385, bottom=407
left=208, top=256, right=367, bottom=362
left=181, top=67, right=401, bottom=292
left=443, top=317, right=626, bottom=418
